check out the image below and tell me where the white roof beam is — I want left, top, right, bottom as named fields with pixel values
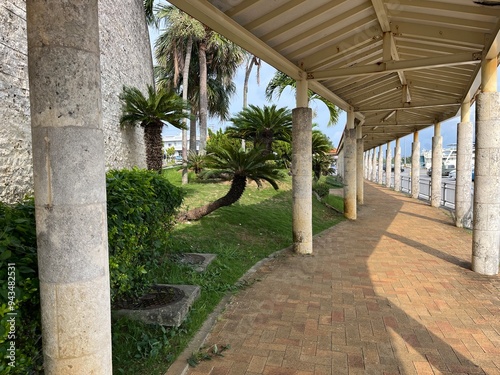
left=308, top=52, right=482, bottom=80
left=298, top=20, right=382, bottom=68
left=357, top=99, right=460, bottom=112
left=167, top=0, right=359, bottom=118
left=244, top=0, right=306, bottom=30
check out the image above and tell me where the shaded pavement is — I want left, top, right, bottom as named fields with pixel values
left=183, top=182, right=500, bottom=375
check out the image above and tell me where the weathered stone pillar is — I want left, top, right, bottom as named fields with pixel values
left=344, top=110, right=357, bottom=219
left=371, top=148, right=377, bottom=181
left=411, top=131, right=420, bottom=199
left=385, top=142, right=392, bottom=188
left=472, top=55, right=500, bottom=275
left=356, top=124, right=364, bottom=205
left=27, top=1, right=112, bottom=373
left=378, top=145, right=383, bottom=184
left=431, top=122, right=443, bottom=207
left=455, top=97, right=473, bottom=228
left=363, top=151, right=370, bottom=179
left=292, top=78, right=312, bottom=254
left=394, top=138, right=402, bottom=192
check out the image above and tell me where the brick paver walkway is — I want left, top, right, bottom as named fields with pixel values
left=186, top=182, right=500, bottom=375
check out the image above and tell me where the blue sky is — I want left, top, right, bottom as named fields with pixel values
left=150, top=25, right=477, bottom=158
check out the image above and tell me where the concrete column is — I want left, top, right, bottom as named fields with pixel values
left=472, top=56, right=500, bottom=275
left=356, top=124, right=364, bottom=205
left=455, top=97, right=473, bottom=227
left=292, top=78, right=312, bottom=254
left=385, top=142, right=392, bottom=188
left=344, top=110, right=357, bottom=219
left=378, top=145, right=383, bottom=184
left=411, top=131, right=420, bottom=199
left=27, top=1, right=112, bottom=373
left=394, top=138, right=402, bottom=192
left=431, top=122, right=443, bottom=207
left=363, top=151, right=370, bottom=179
left=371, top=148, right=377, bottom=181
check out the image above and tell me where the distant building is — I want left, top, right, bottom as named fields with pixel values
left=163, top=133, right=200, bottom=156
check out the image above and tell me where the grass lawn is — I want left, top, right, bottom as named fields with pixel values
left=112, top=168, right=344, bottom=374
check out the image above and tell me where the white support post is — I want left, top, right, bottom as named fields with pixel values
left=394, top=138, right=402, bottom=192
left=385, top=142, right=392, bottom=188
left=411, top=131, right=420, bottom=199
left=455, top=96, right=473, bottom=228
left=431, top=122, right=443, bottom=207
left=292, top=78, right=312, bottom=254
left=344, top=109, right=357, bottom=219
left=472, top=54, right=500, bottom=275
left=27, top=1, right=113, bottom=372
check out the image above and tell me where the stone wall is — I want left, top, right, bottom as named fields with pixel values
left=0, top=0, right=151, bottom=203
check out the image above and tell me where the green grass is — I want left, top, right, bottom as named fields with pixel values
left=323, top=192, right=344, bottom=212
left=112, top=168, right=344, bottom=374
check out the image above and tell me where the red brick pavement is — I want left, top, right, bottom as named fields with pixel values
left=185, top=182, right=500, bottom=375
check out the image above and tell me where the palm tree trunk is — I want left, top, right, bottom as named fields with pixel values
left=199, top=38, right=208, bottom=153
left=144, top=121, right=164, bottom=172
left=177, top=174, right=247, bottom=221
left=182, top=36, right=193, bottom=185
left=189, top=110, right=197, bottom=152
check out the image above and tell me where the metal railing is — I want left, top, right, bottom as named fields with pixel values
left=383, top=175, right=456, bottom=209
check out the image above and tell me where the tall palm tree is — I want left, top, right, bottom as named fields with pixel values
left=154, top=6, right=244, bottom=154
left=177, top=144, right=282, bottom=221
left=241, top=54, right=261, bottom=151
left=155, top=4, right=205, bottom=184
left=119, top=85, right=188, bottom=172
left=227, top=104, right=292, bottom=155
left=265, top=71, right=341, bottom=126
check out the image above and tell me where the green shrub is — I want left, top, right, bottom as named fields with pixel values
left=312, top=181, right=331, bottom=198
left=0, top=198, right=43, bottom=374
left=106, top=168, right=184, bottom=303
left=0, top=169, right=184, bottom=373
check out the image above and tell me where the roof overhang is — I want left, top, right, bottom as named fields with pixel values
left=169, top=0, right=500, bottom=151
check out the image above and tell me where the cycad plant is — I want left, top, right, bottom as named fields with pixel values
left=177, top=144, right=283, bottom=221
left=119, top=85, right=189, bottom=172
left=226, top=104, right=292, bottom=156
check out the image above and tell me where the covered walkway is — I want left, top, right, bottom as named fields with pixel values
left=182, top=182, right=499, bottom=375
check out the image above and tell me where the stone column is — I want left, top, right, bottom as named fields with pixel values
left=364, top=152, right=369, bottom=179
left=356, top=124, right=364, bottom=205
left=455, top=97, right=473, bottom=227
left=472, top=55, right=500, bottom=275
left=292, top=78, right=312, bottom=254
left=411, top=131, right=420, bottom=199
left=385, top=142, right=392, bottom=188
left=394, top=138, right=402, bottom=192
left=378, top=145, right=383, bottom=184
left=431, top=122, right=443, bottom=207
left=344, top=110, right=357, bottom=219
left=26, top=1, right=112, bottom=373
left=371, top=148, right=377, bottom=181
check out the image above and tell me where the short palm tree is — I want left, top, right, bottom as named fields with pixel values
left=312, top=130, right=334, bottom=180
left=227, top=104, right=292, bottom=156
left=177, top=144, right=283, bottom=221
left=119, top=85, right=188, bottom=172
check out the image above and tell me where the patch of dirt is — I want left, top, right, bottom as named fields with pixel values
left=114, top=285, right=185, bottom=310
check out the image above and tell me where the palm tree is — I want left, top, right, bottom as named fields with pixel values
left=177, top=144, right=283, bottom=221
left=155, top=4, right=205, bottom=184
left=119, top=85, right=188, bottom=172
left=227, top=104, right=292, bottom=156
left=265, top=71, right=341, bottom=126
left=311, top=130, right=334, bottom=180
left=154, top=7, right=244, bottom=154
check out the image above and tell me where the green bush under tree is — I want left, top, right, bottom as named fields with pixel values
left=0, top=168, right=184, bottom=374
